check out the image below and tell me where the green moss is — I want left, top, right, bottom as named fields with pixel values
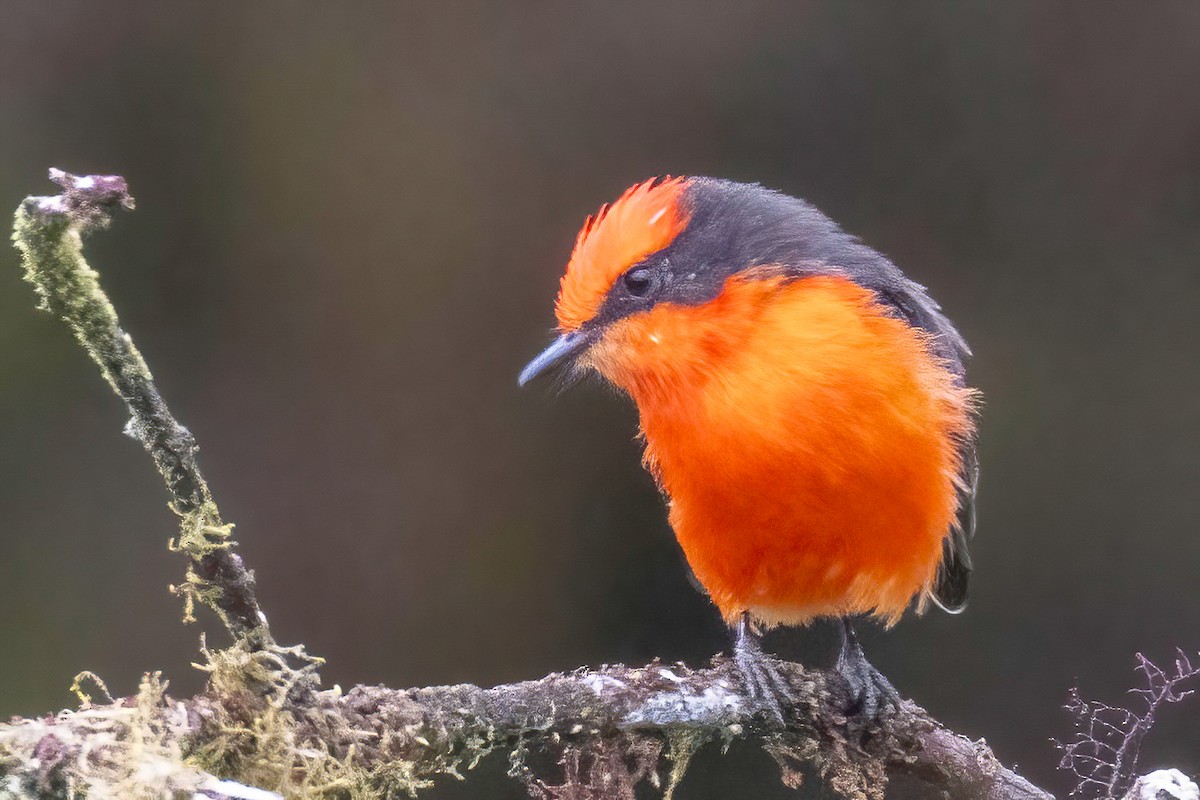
left=0, top=671, right=208, bottom=799
left=70, top=670, right=114, bottom=706
left=662, top=728, right=709, bottom=800
left=12, top=202, right=151, bottom=395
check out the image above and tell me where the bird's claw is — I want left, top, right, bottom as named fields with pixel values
left=837, top=652, right=899, bottom=720
left=733, top=613, right=792, bottom=725
left=835, top=619, right=901, bottom=742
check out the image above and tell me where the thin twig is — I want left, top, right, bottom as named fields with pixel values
left=1058, top=651, right=1200, bottom=799
left=11, top=169, right=270, bottom=644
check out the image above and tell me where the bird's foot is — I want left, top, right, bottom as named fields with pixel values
left=835, top=618, right=901, bottom=742
left=732, top=612, right=792, bottom=725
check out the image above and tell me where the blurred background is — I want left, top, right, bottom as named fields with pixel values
left=2, top=2, right=1199, bottom=796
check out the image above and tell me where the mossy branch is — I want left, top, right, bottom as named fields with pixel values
left=1, top=170, right=1087, bottom=799
left=2, top=649, right=1051, bottom=800
left=12, top=169, right=271, bottom=645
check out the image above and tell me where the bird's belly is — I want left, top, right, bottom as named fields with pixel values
left=646, top=366, right=960, bottom=626
left=664, top=462, right=949, bottom=626
left=623, top=275, right=970, bottom=626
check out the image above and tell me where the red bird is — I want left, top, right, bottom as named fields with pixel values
left=520, top=177, right=978, bottom=717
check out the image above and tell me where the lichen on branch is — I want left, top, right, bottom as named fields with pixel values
left=12, top=168, right=270, bottom=643
left=1, top=647, right=1052, bottom=800
left=1058, top=651, right=1200, bottom=799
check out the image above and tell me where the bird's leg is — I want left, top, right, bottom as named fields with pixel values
left=732, top=611, right=791, bottom=724
left=835, top=617, right=901, bottom=724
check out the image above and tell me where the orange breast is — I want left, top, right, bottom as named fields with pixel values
left=585, top=274, right=975, bottom=626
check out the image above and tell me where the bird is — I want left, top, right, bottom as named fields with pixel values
left=519, top=176, right=978, bottom=721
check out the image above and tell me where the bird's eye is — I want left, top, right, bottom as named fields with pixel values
left=623, top=267, right=654, bottom=297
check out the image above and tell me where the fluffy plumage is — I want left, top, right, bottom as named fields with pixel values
left=534, top=176, right=979, bottom=625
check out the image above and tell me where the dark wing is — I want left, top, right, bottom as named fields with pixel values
left=931, top=440, right=977, bottom=612
left=873, top=280, right=977, bottom=614
left=875, top=279, right=977, bottom=614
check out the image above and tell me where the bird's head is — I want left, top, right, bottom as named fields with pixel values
left=519, top=176, right=966, bottom=396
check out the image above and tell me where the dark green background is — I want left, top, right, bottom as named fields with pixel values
left=2, top=3, right=1198, bottom=797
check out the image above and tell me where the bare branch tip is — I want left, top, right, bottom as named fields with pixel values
left=25, top=167, right=136, bottom=231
